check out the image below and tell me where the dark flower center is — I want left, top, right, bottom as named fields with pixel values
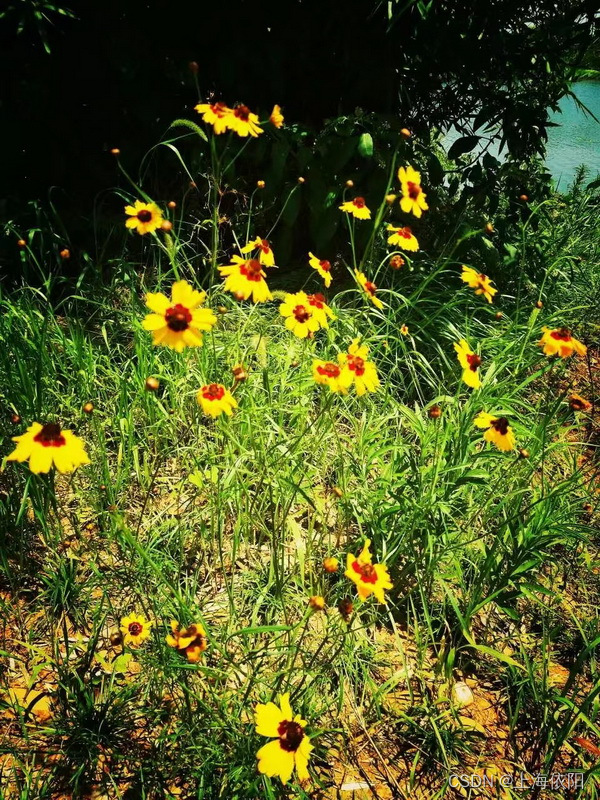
left=365, top=281, right=377, bottom=296
left=234, top=105, right=251, bottom=121
left=308, top=293, right=325, bottom=308
left=240, top=259, right=263, bottom=281
left=203, top=383, right=225, bottom=401
left=400, top=227, right=412, bottom=238
left=259, top=240, right=270, bottom=252
left=317, top=362, right=341, bottom=378
left=277, top=720, right=304, bottom=752
left=293, top=305, right=310, bottom=323
left=353, top=197, right=366, bottom=208
left=213, top=102, right=228, bottom=116
left=550, top=327, right=572, bottom=341
left=34, top=422, right=66, bottom=448
left=490, top=417, right=509, bottom=435
left=352, top=560, right=377, bottom=584
left=466, top=353, right=481, bottom=371
left=319, top=260, right=331, bottom=272
left=137, top=210, right=153, bottom=223
left=347, top=355, right=365, bottom=376
left=165, top=303, right=192, bottom=332
left=128, top=622, right=143, bottom=636
left=407, top=181, right=421, bottom=200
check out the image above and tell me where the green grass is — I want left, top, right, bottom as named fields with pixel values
left=1, top=137, right=600, bottom=799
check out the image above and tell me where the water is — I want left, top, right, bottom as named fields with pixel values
left=546, top=81, right=600, bottom=191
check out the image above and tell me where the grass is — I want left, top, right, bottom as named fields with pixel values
left=1, top=120, right=599, bottom=799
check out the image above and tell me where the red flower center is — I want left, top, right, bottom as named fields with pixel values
left=34, top=423, right=66, bottom=448
left=319, top=259, right=331, bottom=272
left=317, top=362, right=341, bottom=378
left=202, top=383, right=225, bottom=401
left=277, top=720, right=304, bottom=752
left=352, top=560, right=377, bottom=584
left=233, top=105, right=251, bottom=121
left=307, top=293, right=325, bottom=309
left=347, top=355, right=365, bottom=376
left=259, top=240, right=270, bottom=253
left=137, top=209, right=153, bottom=223
left=490, top=417, right=509, bottom=435
left=293, top=305, right=311, bottom=323
left=128, top=622, right=143, bottom=636
left=240, top=259, right=263, bottom=281
left=466, top=353, right=481, bottom=371
left=165, top=303, right=192, bottom=332
left=407, top=181, right=421, bottom=200
left=353, top=197, right=366, bottom=208
left=399, top=227, right=413, bottom=238
left=550, top=327, right=572, bottom=341
left=364, top=281, right=377, bottom=296
left=213, top=102, right=228, bottom=117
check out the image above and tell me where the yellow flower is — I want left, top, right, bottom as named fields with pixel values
left=166, top=621, right=207, bottom=662
left=538, top=327, right=587, bottom=358
left=474, top=412, right=516, bottom=452
left=279, top=291, right=322, bottom=338
left=241, top=237, right=275, bottom=267
left=345, top=539, right=392, bottom=602
left=305, top=293, right=335, bottom=327
left=120, top=613, right=153, bottom=647
left=355, top=270, right=384, bottom=309
left=460, top=266, right=497, bottom=304
left=142, top=280, right=217, bottom=353
left=339, top=196, right=371, bottom=220
left=228, top=104, right=263, bottom=137
left=454, top=339, right=482, bottom=389
left=194, top=101, right=233, bottom=134
left=398, top=166, right=428, bottom=218
left=270, top=104, right=284, bottom=128
left=255, top=693, right=313, bottom=785
left=323, top=557, right=339, bottom=573
left=7, top=422, right=90, bottom=474
left=312, top=360, right=353, bottom=394
left=308, top=595, right=325, bottom=611
left=400, top=324, right=409, bottom=336
left=218, top=256, right=272, bottom=302
left=387, top=225, right=419, bottom=251
left=197, top=383, right=238, bottom=418
left=124, top=201, right=163, bottom=235
left=308, top=252, right=332, bottom=288
left=339, top=339, right=379, bottom=396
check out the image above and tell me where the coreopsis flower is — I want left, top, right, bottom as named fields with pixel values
left=538, top=327, right=587, bottom=358
left=323, top=557, right=339, bottom=573
left=255, top=693, right=313, bottom=784
left=474, top=412, right=516, bottom=452
left=339, top=197, right=371, bottom=220
left=306, top=293, right=335, bottom=327
left=454, top=339, right=482, bottom=389
left=312, top=360, right=353, bottom=393
left=345, top=538, right=392, bottom=603
left=197, top=383, right=238, bottom=418
left=219, top=256, right=272, bottom=303
left=569, top=393, right=592, bottom=412
left=124, top=201, right=164, bottom=235
left=120, top=613, right=153, bottom=647
left=398, top=166, right=428, bottom=218
left=7, top=422, right=90, bottom=474
left=339, top=339, right=379, bottom=396
left=355, top=270, right=384, bottom=309
left=270, top=104, right=284, bottom=128
left=241, top=237, right=275, bottom=267
left=166, top=621, right=207, bottom=662
left=142, top=280, right=217, bottom=352
left=279, top=291, right=321, bottom=338
left=308, top=252, right=332, bottom=288
left=228, top=104, right=263, bottom=137
left=387, top=225, right=419, bottom=252
left=400, top=324, right=409, bottom=336
left=194, top=101, right=233, bottom=134
left=460, top=266, right=497, bottom=304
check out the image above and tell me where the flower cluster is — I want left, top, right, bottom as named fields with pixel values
left=194, top=102, right=283, bottom=137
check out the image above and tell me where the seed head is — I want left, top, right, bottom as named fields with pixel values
left=428, top=405, right=442, bottom=419
left=338, top=597, right=354, bottom=620
left=390, top=255, right=404, bottom=269
left=145, top=377, right=160, bottom=392
left=232, top=364, right=247, bottom=382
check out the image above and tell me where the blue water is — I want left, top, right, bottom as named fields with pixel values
left=546, top=81, right=600, bottom=190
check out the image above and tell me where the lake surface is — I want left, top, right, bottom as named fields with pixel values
left=546, top=80, right=600, bottom=190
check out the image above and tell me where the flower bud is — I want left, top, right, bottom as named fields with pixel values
left=428, top=405, right=442, bottom=419
left=145, top=377, right=160, bottom=392
left=495, top=311, right=503, bottom=320
left=257, top=180, right=265, bottom=189
left=83, top=402, right=94, bottom=414
left=217, top=306, right=228, bottom=314
left=188, top=61, right=199, bottom=74
left=60, top=248, right=70, bottom=259
left=346, top=179, right=354, bottom=188
left=518, top=448, right=530, bottom=459
left=385, top=193, right=397, bottom=204
left=400, top=128, right=411, bottom=139
left=160, top=220, right=173, bottom=232
left=338, top=598, right=354, bottom=620
left=110, top=148, right=120, bottom=155
left=10, top=413, right=21, bottom=424
left=110, top=632, right=122, bottom=646
left=290, top=360, right=299, bottom=368
left=390, top=255, right=404, bottom=269
left=297, top=176, right=305, bottom=184
left=17, top=239, right=26, bottom=247
left=484, top=223, right=494, bottom=234
left=168, top=201, right=176, bottom=209
left=519, top=194, right=529, bottom=202
left=308, top=595, right=325, bottom=611
left=332, top=486, right=343, bottom=497
left=232, top=364, right=247, bottom=382
left=323, top=557, right=339, bottom=573
left=535, top=300, right=543, bottom=309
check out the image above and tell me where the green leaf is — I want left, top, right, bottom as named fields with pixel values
left=468, top=644, right=525, bottom=671
left=448, top=135, right=480, bottom=160
left=358, top=132, right=374, bottom=158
